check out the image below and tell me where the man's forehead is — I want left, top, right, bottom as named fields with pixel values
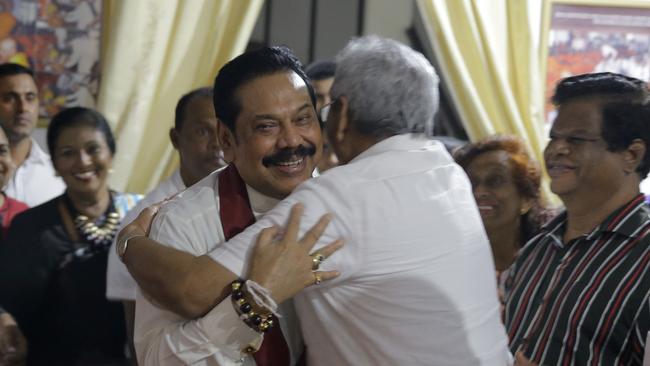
left=552, top=99, right=603, bottom=132
left=0, top=74, right=37, bottom=91
left=237, top=71, right=312, bottom=116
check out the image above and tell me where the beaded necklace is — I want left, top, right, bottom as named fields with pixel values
left=62, top=191, right=120, bottom=255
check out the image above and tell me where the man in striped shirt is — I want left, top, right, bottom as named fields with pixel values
left=505, top=72, right=650, bottom=365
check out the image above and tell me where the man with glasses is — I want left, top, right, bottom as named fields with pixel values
left=505, top=72, right=650, bottom=365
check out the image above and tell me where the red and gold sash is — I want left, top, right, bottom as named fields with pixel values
left=218, top=164, right=291, bottom=366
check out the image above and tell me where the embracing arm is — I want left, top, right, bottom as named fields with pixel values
left=120, top=204, right=342, bottom=319
left=119, top=206, right=235, bottom=318
left=123, top=203, right=341, bottom=365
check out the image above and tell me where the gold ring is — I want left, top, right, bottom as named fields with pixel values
left=311, top=253, right=325, bottom=271
left=314, top=272, right=322, bottom=285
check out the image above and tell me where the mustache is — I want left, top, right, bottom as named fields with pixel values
left=262, top=144, right=316, bottom=167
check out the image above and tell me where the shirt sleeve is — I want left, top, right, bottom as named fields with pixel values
left=134, top=207, right=262, bottom=365
left=106, top=205, right=141, bottom=300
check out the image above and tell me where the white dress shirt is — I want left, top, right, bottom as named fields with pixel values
left=107, top=169, right=185, bottom=301
left=210, top=134, right=512, bottom=366
left=4, top=139, right=65, bottom=207
left=134, top=169, right=303, bottom=365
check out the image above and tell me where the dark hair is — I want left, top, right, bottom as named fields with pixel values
left=305, top=60, right=336, bottom=81
left=174, top=87, right=213, bottom=130
left=47, top=107, right=116, bottom=157
left=454, top=135, right=552, bottom=243
left=0, top=63, right=35, bottom=80
left=601, top=102, right=650, bottom=179
left=213, top=46, right=316, bottom=132
left=552, top=72, right=649, bottom=106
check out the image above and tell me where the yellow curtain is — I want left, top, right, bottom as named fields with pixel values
left=98, top=0, right=264, bottom=193
left=415, top=0, right=546, bottom=162
left=416, top=0, right=559, bottom=203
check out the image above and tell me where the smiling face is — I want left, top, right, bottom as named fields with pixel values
left=52, top=125, right=113, bottom=197
left=0, top=73, right=39, bottom=143
left=544, top=98, right=626, bottom=201
left=219, top=71, right=323, bottom=199
left=466, top=150, right=529, bottom=231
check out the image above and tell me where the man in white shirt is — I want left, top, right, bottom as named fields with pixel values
left=106, top=87, right=226, bottom=358
left=0, top=63, right=65, bottom=206
left=123, top=47, right=325, bottom=365
left=121, top=37, right=510, bottom=365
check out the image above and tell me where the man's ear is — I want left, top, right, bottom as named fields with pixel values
left=217, top=120, right=236, bottom=163
left=623, top=138, right=646, bottom=175
left=169, top=128, right=180, bottom=150
left=334, top=96, right=350, bottom=144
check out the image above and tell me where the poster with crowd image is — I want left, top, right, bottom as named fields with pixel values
left=0, top=0, right=101, bottom=120
left=542, top=1, right=650, bottom=124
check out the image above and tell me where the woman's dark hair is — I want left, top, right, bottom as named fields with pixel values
left=47, top=107, right=116, bottom=157
left=454, top=135, right=553, bottom=243
left=213, top=46, right=316, bottom=132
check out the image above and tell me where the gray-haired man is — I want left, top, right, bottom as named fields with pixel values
left=121, top=36, right=510, bottom=365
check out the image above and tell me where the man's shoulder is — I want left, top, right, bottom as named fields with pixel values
left=149, top=170, right=224, bottom=254
left=127, top=172, right=185, bottom=216
left=307, top=141, right=455, bottom=193
left=156, top=170, right=220, bottom=219
left=148, top=170, right=185, bottom=200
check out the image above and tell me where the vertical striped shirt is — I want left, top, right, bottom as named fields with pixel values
left=504, top=194, right=650, bottom=365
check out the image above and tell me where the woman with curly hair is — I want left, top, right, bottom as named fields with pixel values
left=455, top=135, right=556, bottom=293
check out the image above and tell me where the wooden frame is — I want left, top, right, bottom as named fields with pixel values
left=540, top=0, right=650, bottom=123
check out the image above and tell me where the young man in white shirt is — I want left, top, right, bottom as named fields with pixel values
left=121, top=37, right=511, bottom=365
left=105, top=87, right=226, bottom=360
left=0, top=63, right=65, bottom=206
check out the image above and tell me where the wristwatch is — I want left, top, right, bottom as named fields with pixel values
left=116, top=234, right=145, bottom=262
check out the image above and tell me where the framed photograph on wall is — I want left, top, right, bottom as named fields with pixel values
left=540, top=0, right=650, bottom=124
left=0, top=0, right=102, bottom=123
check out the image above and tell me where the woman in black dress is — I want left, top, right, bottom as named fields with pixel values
left=0, top=107, right=141, bottom=365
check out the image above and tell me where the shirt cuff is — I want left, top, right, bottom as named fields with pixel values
left=197, top=294, right=263, bottom=360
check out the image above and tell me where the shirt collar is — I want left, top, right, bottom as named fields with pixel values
left=586, top=194, right=648, bottom=239
left=349, top=133, right=441, bottom=164
left=539, top=212, right=568, bottom=249
left=26, top=138, right=51, bottom=165
left=245, top=184, right=280, bottom=218
left=539, top=194, right=648, bottom=248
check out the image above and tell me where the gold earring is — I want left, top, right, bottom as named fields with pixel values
left=108, top=168, right=115, bottom=174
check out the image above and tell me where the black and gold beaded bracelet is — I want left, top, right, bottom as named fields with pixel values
left=231, top=279, right=275, bottom=333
